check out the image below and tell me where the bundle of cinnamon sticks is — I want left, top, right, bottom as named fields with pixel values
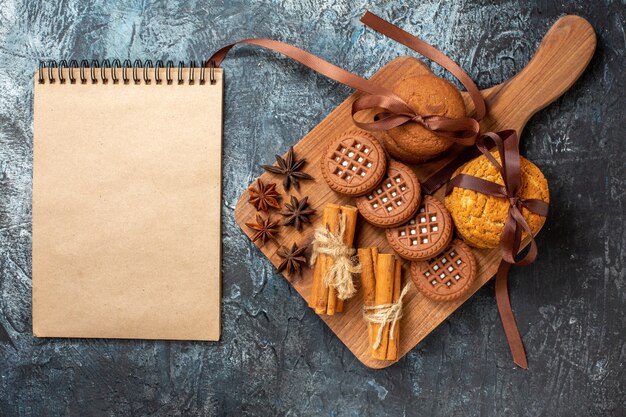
left=358, top=248, right=402, bottom=361
left=308, top=204, right=358, bottom=315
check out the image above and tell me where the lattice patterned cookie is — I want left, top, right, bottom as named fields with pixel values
left=386, top=196, right=453, bottom=261
left=320, top=130, right=387, bottom=196
left=410, top=239, right=476, bottom=302
left=355, top=161, right=421, bottom=228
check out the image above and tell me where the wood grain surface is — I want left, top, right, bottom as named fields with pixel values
left=234, top=15, right=595, bottom=368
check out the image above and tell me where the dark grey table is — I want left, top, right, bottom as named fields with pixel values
left=1, top=1, right=624, bottom=416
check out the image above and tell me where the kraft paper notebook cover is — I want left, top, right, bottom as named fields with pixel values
left=32, top=63, right=223, bottom=341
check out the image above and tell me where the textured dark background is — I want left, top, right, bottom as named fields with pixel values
left=0, top=0, right=624, bottom=416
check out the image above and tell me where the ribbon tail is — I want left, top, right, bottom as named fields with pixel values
left=495, top=260, right=528, bottom=369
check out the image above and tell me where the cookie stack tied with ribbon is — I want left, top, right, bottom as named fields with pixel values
left=380, top=75, right=467, bottom=164
left=352, top=12, right=486, bottom=156
left=445, top=132, right=550, bottom=249
left=445, top=131, right=549, bottom=368
left=209, top=13, right=486, bottom=162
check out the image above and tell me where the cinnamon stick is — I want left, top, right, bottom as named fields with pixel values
left=358, top=247, right=377, bottom=352
left=371, top=247, right=378, bottom=272
left=315, top=204, right=340, bottom=314
left=372, top=253, right=394, bottom=360
left=386, top=259, right=402, bottom=361
left=332, top=205, right=358, bottom=314
left=357, top=248, right=376, bottom=306
left=308, top=206, right=332, bottom=308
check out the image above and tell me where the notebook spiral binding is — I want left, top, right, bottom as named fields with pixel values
left=38, top=59, right=217, bottom=85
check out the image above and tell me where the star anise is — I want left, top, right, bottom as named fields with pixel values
left=261, top=146, right=313, bottom=191
left=281, top=196, right=316, bottom=231
left=276, top=243, right=308, bottom=277
left=245, top=214, right=280, bottom=246
left=248, top=179, right=281, bottom=212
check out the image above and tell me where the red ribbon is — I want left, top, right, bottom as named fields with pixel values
left=446, top=130, right=549, bottom=368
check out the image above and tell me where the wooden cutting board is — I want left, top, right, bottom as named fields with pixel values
left=233, top=15, right=595, bottom=368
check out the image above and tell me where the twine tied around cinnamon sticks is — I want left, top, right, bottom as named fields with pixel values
left=310, top=212, right=361, bottom=301
left=363, top=284, right=411, bottom=350
left=358, top=249, right=405, bottom=360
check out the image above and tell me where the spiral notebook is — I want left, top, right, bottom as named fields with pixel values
left=32, top=60, right=223, bottom=341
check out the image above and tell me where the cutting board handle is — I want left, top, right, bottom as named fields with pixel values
left=486, top=15, right=596, bottom=133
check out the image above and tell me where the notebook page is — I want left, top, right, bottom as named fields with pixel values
left=33, top=68, right=223, bottom=341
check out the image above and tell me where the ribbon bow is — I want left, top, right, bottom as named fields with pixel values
left=446, top=130, right=549, bottom=368
left=207, top=11, right=486, bottom=148
left=350, top=93, right=480, bottom=145
left=351, top=12, right=485, bottom=144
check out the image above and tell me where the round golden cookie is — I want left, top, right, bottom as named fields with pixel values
left=382, top=74, right=466, bottom=162
left=386, top=196, right=453, bottom=261
left=355, top=161, right=421, bottom=228
left=410, top=239, right=476, bottom=302
left=320, top=130, right=387, bottom=196
left=444, top=151, right=550, bottom=248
